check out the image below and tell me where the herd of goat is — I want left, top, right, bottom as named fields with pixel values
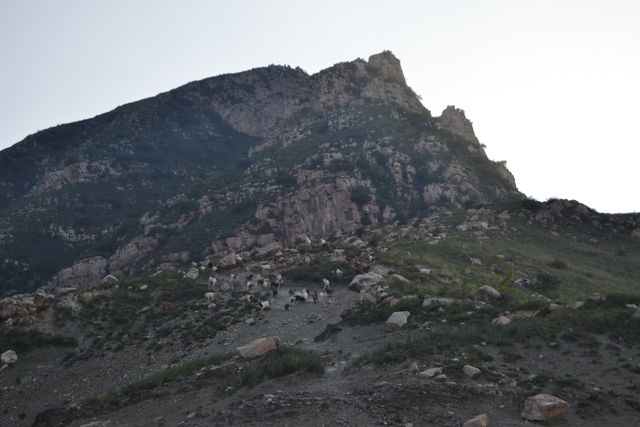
left=188, top=237, right=389, bottom=313
left=201, top=267, right=341, bottom=312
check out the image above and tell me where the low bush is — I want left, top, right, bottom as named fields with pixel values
left=0, top=329, right=78, bottom=354
left=240, top=346, right=325, bottom=388
left=85, top=352, right=235, bottom=407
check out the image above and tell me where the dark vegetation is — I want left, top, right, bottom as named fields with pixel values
left=0, top=329, right=77, bottom=354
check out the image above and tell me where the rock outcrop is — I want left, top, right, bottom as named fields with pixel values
left=47, top=257, right=108, bottom=293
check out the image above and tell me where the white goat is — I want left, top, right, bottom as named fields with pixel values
left=208, top=277, right=217, bottom=288
left=259, top=300, right=270, bottom=310
left=323, top=278, right=330, bottom=288
left=305, top=236, right=312, bottom=246
left=205, top=292, right=215, bottom=303
left=335, top=269, right=343, bottom=278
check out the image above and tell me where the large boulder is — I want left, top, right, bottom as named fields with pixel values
left=521, top=394, right=568, bottom=421
left=218, top=253, right=237, bottom=269
left=340, top=236, right=368, bottom=249
left=473, top=285, right=500, bottom=304
left=251, top=242, right=282, bottom=258
left=384, top=311, right=410, bottom=332
left=348, top=272, right=384, bottom=292
left=463, top=414, right=488, bottom=427
left=419, top=367, right=442, bottom=379
left=236, top=337, right=280, bottom=360
left=1, top=350, right=18, bottom=365
left=182, top=268, right=199, bottom=281
left=463, top=365, right=481, bottom=377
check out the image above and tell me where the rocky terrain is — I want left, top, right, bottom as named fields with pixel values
left=1, top=51, right=640, bottom=427
left=0, top=51, right=526, bottom=297
left=1, top=205, right=640, bottom=426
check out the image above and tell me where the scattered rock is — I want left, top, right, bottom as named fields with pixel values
left=218, top=253, right=237, bottom=269
left=632, top=309, right=640, bottom=319
left=250, top=242, right=282, bottom=258
left=182, top=268, right=199, bottom=281
left=1, top=350, right=18, bottom=365
left=473, top=285, right=500, bottom=304
left=409, top=362, right=419, bottom=373
left=419, top=268, right=432, bottom=274
left=462, top=413, right=488, bottom=427
left=362, top=293, right=377, bottom=305
left=384, top=311, right=410, bottom=332
left=521, top=394, right=568, bottom=421
left=219, top=283, right=231, bottom=291
left=469, top=258, right=482, bottom=266
left=245, top=318, right=255, bottom=325
left=236, top=337, right=279, bottom=360
left=548, top=303, right=563, bottom=312
left=418, top=367, right=442, bottom=379
left=588, top=292, right=601, bottom=302
left=348, top=272, right=384, bottom=292
left=340, top=236, right=368, bottom=249
left=569, top=301, right=585, bottom=309
left=492, top=316, right=511, bottom=326
left=423, top=297, right=456, bottom=307
left=463, top=365, right=481, bottom=377
left=308, top=313, right=323, bottom=323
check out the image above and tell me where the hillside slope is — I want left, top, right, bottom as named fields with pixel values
left=0, top=51, right=522, bottom=295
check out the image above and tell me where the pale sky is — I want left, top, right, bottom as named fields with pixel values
left=1, top=0, right=638, bottom=213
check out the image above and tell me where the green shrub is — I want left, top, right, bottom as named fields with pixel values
left=535, top=272, right=560, bottom=291
left=550, top=259, right=568, bottom=269
left=240, top=347, right=325, bottom=388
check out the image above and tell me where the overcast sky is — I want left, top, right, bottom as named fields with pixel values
left=1, top=0, right=638, bottom=213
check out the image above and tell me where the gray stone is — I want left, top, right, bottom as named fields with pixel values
left=473, top=285, right=500, bottom=304
left=308, top=313, right=323, bottom=323
left=463, top=365, right=481, bottom=377
left=340, top=236, right=368, bottom=249
left=182, top=268, right=199, bottom=281
left=548, top=303, right=563, bottom=312
left=1, top=350, right=18, bottom=365
left=492, top=315, right=511, bottom=325
left=418, top=367, right=442, bottom=379
left=423, top=297, right=455, bottom=307
left=251, top=242, right=282, bottom=258
left=236, top=337, right=279, bottom=360
left=348, top=272, right=384, bottom=292
left=384, top=311, right=410, bottom=332
left=588, top=292, right=601, bottom=302
left=462, top=414, right=488, bottom=427
left=218, top=253, right=237, bottom=269
left=521, top=394, right=568, bottom=421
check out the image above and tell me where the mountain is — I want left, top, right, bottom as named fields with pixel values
left=2, top=52, right=640, bottom=427
left=0, top=51, right=524, bottom=295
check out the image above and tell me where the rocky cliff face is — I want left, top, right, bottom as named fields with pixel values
left=0, top=51, right=524, bottom=293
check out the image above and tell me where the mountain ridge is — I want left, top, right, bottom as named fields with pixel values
left=0, top=51, right=544, bottom=295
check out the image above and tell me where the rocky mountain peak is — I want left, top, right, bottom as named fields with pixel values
left=0, top=52, right=525, bottom=295
left=437, top=106, right=479, bottom=145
